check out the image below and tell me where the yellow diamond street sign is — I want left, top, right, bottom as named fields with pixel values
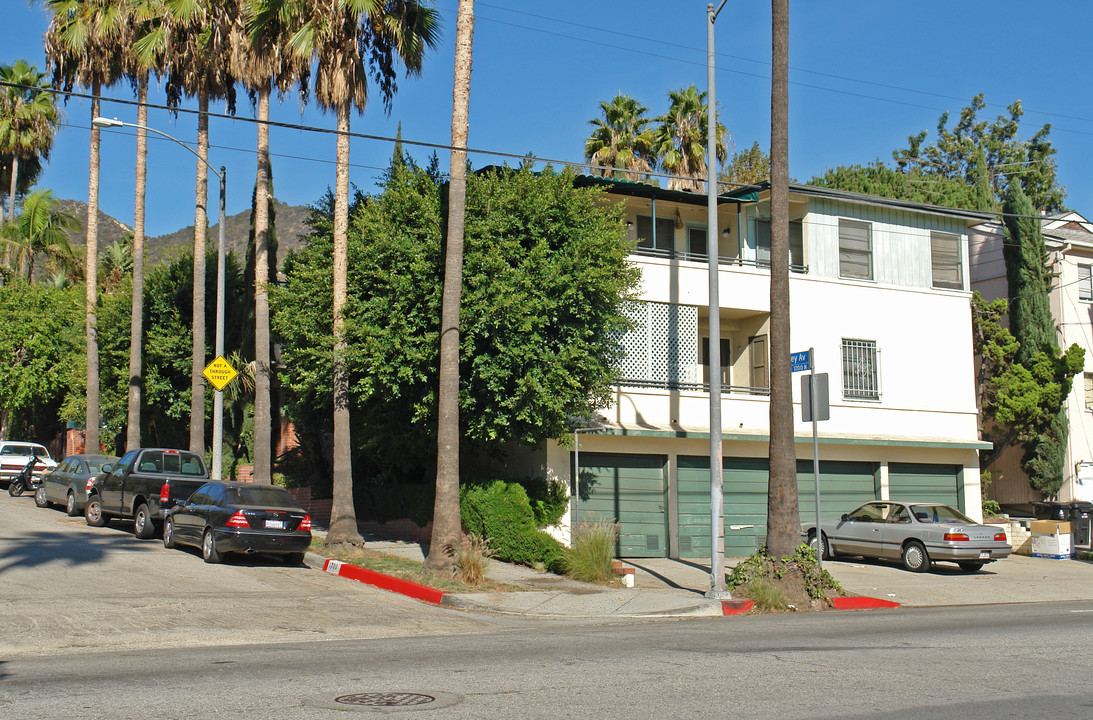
left=202, top=355, right=239, bottom=392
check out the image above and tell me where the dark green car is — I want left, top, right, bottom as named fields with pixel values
left=36, top=454, right=119, bottom=517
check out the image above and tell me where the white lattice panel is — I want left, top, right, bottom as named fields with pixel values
left=616, top=301, right=698, bottom=386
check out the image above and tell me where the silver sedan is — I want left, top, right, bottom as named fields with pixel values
left=803, top=501, right=1012, bottom=573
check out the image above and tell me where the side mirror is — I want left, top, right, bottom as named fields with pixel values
left=841, top=513, right=849, bottom=522
left=101, top=464, right=113, bottom=473
left=175, top=499, right=187, bottom=508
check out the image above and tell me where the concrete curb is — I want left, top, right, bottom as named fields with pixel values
left=304, top=551, right=445, bottom=605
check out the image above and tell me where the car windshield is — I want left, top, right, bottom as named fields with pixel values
left=228, top=486, right=298, bottom=508
left=909, top=504, right=974, bottom=524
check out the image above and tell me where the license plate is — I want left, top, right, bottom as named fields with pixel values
left=979, top=551, right=990, bottom=559
left=266, top=519, right=285, bottom=530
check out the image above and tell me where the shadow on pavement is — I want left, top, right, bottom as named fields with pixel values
left=0, top=527, right=160, bottom=575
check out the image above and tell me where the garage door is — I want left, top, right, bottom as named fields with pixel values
left=887, top=463, right=961, bottom=509
left=576, top=453, right=667, bottom=557
left=678, top=457, right=769, bottom=558
left=796, top=460, right=879, bottom=522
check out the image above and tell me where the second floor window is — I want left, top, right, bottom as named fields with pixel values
left=1080, top=265, right=1092, bottom=302
left=1085, top=373, right=1093, bottom=411
left=931, top=231, right=963, bottom=290
left=687, top=226, right=707, bottom=258
left=756, top=219, right=805, bottom=270
left=839, top=219, right=873, bottom=280
left=636, top=215, right=675, bottom=256
left=842, top=338, right=879, bottom=400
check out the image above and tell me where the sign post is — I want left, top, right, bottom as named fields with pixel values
left=793, top=348, right=829, bottom=568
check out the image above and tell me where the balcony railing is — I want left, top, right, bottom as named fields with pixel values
left=632, top=246, right=808, bottom=273
left=616, top=378, right=771, bottom=396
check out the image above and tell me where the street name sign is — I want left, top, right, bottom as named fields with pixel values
left=790, top=350, right=811, bottom=372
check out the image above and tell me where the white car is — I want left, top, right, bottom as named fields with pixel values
left=0, top=441, right=58, bottom=485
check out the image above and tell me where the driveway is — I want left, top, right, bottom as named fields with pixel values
left=624, top=552, right=1093, bottom=607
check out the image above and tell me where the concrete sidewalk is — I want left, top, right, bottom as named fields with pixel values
left=310, top=533, right=1093, bottom=617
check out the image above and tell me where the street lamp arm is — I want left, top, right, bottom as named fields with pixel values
left=92, top=117, right=223, bottom=182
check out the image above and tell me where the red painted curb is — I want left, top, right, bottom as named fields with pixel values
left=322, top=558, right=446, bottom=605
left=721, top=600, right=755, bottom=615
left=831, top=596, right=900, bottom=610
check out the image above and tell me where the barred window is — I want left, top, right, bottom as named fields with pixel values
left=1079, top=265, right=1092, bottom=302
left=842, top=339, right=880, bottom=400
left=930, top=231, right=963, bottom=290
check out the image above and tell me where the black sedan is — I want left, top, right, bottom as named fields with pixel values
left=164, top=481, right=312, bottom=564
left=35, top=454, right=118, bottom=516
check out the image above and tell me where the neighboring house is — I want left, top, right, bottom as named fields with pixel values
left=969, top=212, right=1093, bottom=508
left=508, top=177, right=991, bottom=558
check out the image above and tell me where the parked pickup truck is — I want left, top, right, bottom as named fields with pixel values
left=86, top=448, right=209, bottom=538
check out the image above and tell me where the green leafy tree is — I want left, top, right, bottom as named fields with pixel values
left=810, top=161, right=982, bottom=209
left=719, top=140, right=769, bottom=187
left=271, top=164, right=639, bottom=483
left=0, top=282, right=82, bottom=441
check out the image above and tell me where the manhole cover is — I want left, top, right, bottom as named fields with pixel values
left=336, top=693, right=435, bottom=707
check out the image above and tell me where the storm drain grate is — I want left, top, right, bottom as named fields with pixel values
left=336, top=693, right=436, bottom=707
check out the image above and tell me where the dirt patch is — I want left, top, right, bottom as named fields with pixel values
left=727, top=547, right=846, bottom=612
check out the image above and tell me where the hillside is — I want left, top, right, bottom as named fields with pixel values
left=60, top=199, right=313, bottom=269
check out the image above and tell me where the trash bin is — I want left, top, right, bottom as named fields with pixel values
left=1033, top=501, right=1069, bottom=521
left=1071, top=502, right=1093, bottom=547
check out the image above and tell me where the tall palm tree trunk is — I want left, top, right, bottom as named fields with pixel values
left=253, top=87, right=272, bottom=484
left=189, top=91, right=209, bottom=455
left=85, top=89, right=101, bottom=455
left=765, top=0, right=797, bottom=556
left=425, top=0, right=475, bottom=572
left=327, top=101, right=362, bottom=545
left=7, top=154, right=18, bottom=231
left=126, top=75, right=149, bottom=451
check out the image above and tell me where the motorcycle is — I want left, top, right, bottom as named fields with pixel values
left=7, top=456, right=40, bottom=497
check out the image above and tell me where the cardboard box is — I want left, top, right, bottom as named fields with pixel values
left=1031, top=520, right=1073, bottom=535
left=1031, top=533, right=1073, bottom=559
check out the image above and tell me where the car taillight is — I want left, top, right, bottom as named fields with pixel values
left=299, top=515, right=312, bottom=532
left=944, top=532, right=970, bottom=541
left=225, top=510, right=250, bottom=528
left=994, top=532, right=1007, bottom=542
left=160, top=483, right=170, bottom=503
left=86, top=478, right=96, bottom=493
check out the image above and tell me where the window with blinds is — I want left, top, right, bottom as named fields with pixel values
left=931, top=231, right=963, bottom=290
left=755, top=219, right=805, bottom=270
left=635, top=215, right=676, bottom=256
left=841, top=338, right=880, bottom=400
left=838, top=219, right=872, bottom=280
left=1085, top=373, right=1093, bottom=410
left=1079, top=265, right=1092, bottom=302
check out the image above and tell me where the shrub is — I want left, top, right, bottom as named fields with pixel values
left=460, top=480, right=565, bottom=571
left=455, top=533, right=495, bottom=586
left=562, top=518, right=618, bottom=582
left=742, top=576, right=788, bottom=612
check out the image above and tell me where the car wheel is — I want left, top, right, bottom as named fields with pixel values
left=202, top=529, right=222, bottom=564
left=66, top=491, right=80, bottom=517
left=958, top=561, right=985, bottom=573
left=85, top=495, right=107, bottom=527
left=902, top=540, right=931, bottom=573
left=35, top=485, right=49, bottom=508
left=808, top=531, right=831, bottom=561
left=283, top=552, right=305, bottom=566
left=163, top=517, right=177, bottom=549
left=133, top=503, right=156, bottom=539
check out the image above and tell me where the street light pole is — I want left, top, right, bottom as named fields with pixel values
left=705, top=0, right=732, bottom=601
left=92, top=116, right=228, bottom=480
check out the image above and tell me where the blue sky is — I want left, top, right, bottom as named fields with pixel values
left=5, top=1, right=1093, bottom=237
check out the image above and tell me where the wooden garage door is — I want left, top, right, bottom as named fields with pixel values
left=887, top=463, right=961, bottom=509
left=576, top=452, right=668, bottom=557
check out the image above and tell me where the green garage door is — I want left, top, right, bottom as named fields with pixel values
left=576, top=452, right=667, bottom=557
left=888, top=463, right=961, bottom=509
left=797, top=460, right=879, bottom=522
left=678, top=457, right=879, bottom=557
left=678, top=457, right=769, bottom=558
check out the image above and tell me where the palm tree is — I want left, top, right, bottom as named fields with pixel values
left=236, top=0, right=312, bottom=484
left=45, top=0, right=127, bottom=455
left=287, top=0, right=440, bottom=545
left=424, top=0, right=474, bottom=573
left=765, top=0, right=797, bottom=557
left=584, top=93, right=654, bottom=182
left=0, top=60, right=60, bottom=269
left=652, top=84, right=728, bottom=192
left=123, top=0, right=171, bottom=451
left=2, top=188, right=79, bottom=280
left=160, top=0, right=237, bottom=456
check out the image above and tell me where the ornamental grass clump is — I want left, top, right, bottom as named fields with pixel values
left=454, top=533, right=494, bottom=586
left=562, top=518, right=619, bottom=583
